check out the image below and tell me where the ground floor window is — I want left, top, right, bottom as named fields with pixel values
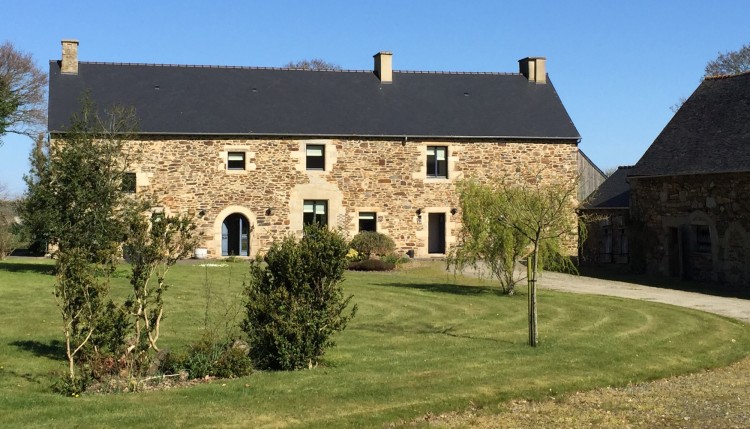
left=121, top=172, right=136, bottom=193
left=303, top=200, right=328, bottom=226
left=358, top=212, right=376, bottom=232
left=694, top=224, right=711, bottom=253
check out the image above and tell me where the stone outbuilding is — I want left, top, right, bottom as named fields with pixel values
left=579, top=166, right=632, bottom=265
left=628, top=72, right=750, bottom=289
left=48, top=40, right=581, bottom=259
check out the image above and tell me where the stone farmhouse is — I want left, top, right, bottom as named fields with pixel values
left=628, top=72, right=750, bottom=288
left=48, top=40, right=581, bottom=259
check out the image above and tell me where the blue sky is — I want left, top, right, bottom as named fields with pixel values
left=1, top=0, right=747, bottom=196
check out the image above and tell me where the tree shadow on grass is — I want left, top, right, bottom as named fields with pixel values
left=354, top=321, right=516, bottom=345
left=376, top=281, right=503, bottom=296
left=10, top=339, right=66, bottom=361
left=0, top=261, right=54, bottom=275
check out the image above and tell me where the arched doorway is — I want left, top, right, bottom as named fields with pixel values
left=222, top=213, right=250, bottom=257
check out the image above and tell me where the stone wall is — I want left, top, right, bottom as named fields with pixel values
left=630, top=172, right=750, bottom=288
left=121, top=136, right=579, bottom=258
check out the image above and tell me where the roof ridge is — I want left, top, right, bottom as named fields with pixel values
left=397, top=70, right=520, bottom=76
left=51, top=60, right=521, bottom=76
left=704, top=70, right=750, bottom=80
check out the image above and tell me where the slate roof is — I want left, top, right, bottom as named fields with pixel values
left=629, top=72, right=750, bottom=178
left=581, top=166, right=632, bottom=210
left=48, top=61, right=580, bottom=140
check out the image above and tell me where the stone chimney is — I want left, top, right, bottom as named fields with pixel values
left=518, top=57, right=546, bottom=84
left=61, top=39, right=79, bottom=74
left=374, top=51, right=393, bottom=83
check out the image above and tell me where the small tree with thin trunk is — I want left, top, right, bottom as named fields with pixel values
left=448, top=180, right=527, bottom=295
left=450, top=173, right=582, bottom=347
left=122, top=204, right=198, bottom=380
left=495, top=174, right=581, bottom=347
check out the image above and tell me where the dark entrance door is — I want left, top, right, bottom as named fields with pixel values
left=222, top=213, right=250, bottom=256
left=428, top=213, right=446, bottom=254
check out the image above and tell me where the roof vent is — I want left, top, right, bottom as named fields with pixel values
left=61, top=39, right=79, bottom=75
left=374, top=51, right=393, bottom=84
left=518, top=57, right=546, bottom=84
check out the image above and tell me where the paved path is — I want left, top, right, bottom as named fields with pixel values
left=461, top=265, right=750, bottom=324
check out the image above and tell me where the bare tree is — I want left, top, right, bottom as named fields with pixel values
left=283, top=58, right=342, bottom=71
left=0, top=41, right=47, bottom=144
left=672, top=42, right=750, bottom=112
left=705, top=42, right=750, bottom=76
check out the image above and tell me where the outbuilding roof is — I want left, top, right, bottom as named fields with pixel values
left=581, top=166, right=632, bottom=210
left=629, top=72, right=750, bottom=178
left=48, top=60, right=580, bottom=140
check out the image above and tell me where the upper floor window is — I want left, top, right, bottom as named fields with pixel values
left=121, top=172, right=136, bottom=193
left=306, top=145, right=325, bottom=170
left=303, top=200, right=328, bottom=226
left=358, top=212, right=377, bottom=232
left=227, top=152, right=246, bottom=170
left=427, top=146, right=448, bottom=178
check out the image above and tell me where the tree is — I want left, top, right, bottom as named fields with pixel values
left=122, top=206, right=198, bottom=379
left=672, top=42, right=750, bottom=112
left=449, top=174, right=581, bottom=347
left=0, top=183, right=22, bottom=259
left=0, top=41, right=47, bottom=144
left=22, top=101, right=138, bottom=260
left=496, top=175, right=581, bottom=347
left=705, top=42, right=750, bottom=76
left=448, top=180, right=527, bottom=295
left=283, top=58, right=342, bottom=71
left=241, top=224, right=357, bottom=370
left=20, top=100, right=138, bottom=389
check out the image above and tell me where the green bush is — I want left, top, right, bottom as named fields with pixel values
left=349, top=231, right=395, bottom=259
left=166, top=339, right=252, bottom=380
left=183, top=341, right=221, bottom=379
left=215, top=346, right=253, bottom=379
left=381, top=253, right=410, bottom=266
left=241, top=224, right=357, bottom=370
left=348, top=259, right=396, bottom=271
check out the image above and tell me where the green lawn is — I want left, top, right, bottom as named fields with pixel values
left=0, top=258, right=748, bottom=428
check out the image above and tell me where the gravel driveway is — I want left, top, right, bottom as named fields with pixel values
left=458, top=264, right=750, bottom=323
left=535, top=270, right=750, bottom=324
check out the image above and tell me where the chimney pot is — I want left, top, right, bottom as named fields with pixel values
left=519, top=57, right=546, bottom=84
left=61, top=39, right=79, bottom=75
left=374, top=51, right=393, bottom=84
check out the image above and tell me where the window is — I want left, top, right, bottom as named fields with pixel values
left=303, top=200, right=328, bottom=226
left=358, top=212, right=377, bottom=232
left=426, top=146, right=448, bottom=178
left=306, top=145, right=325, bottom=170
left=121, top=172, right=136, bottom=193
left=227, top=152, right=245, bottom=170
left=695, top=225, right=711, bottom=253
